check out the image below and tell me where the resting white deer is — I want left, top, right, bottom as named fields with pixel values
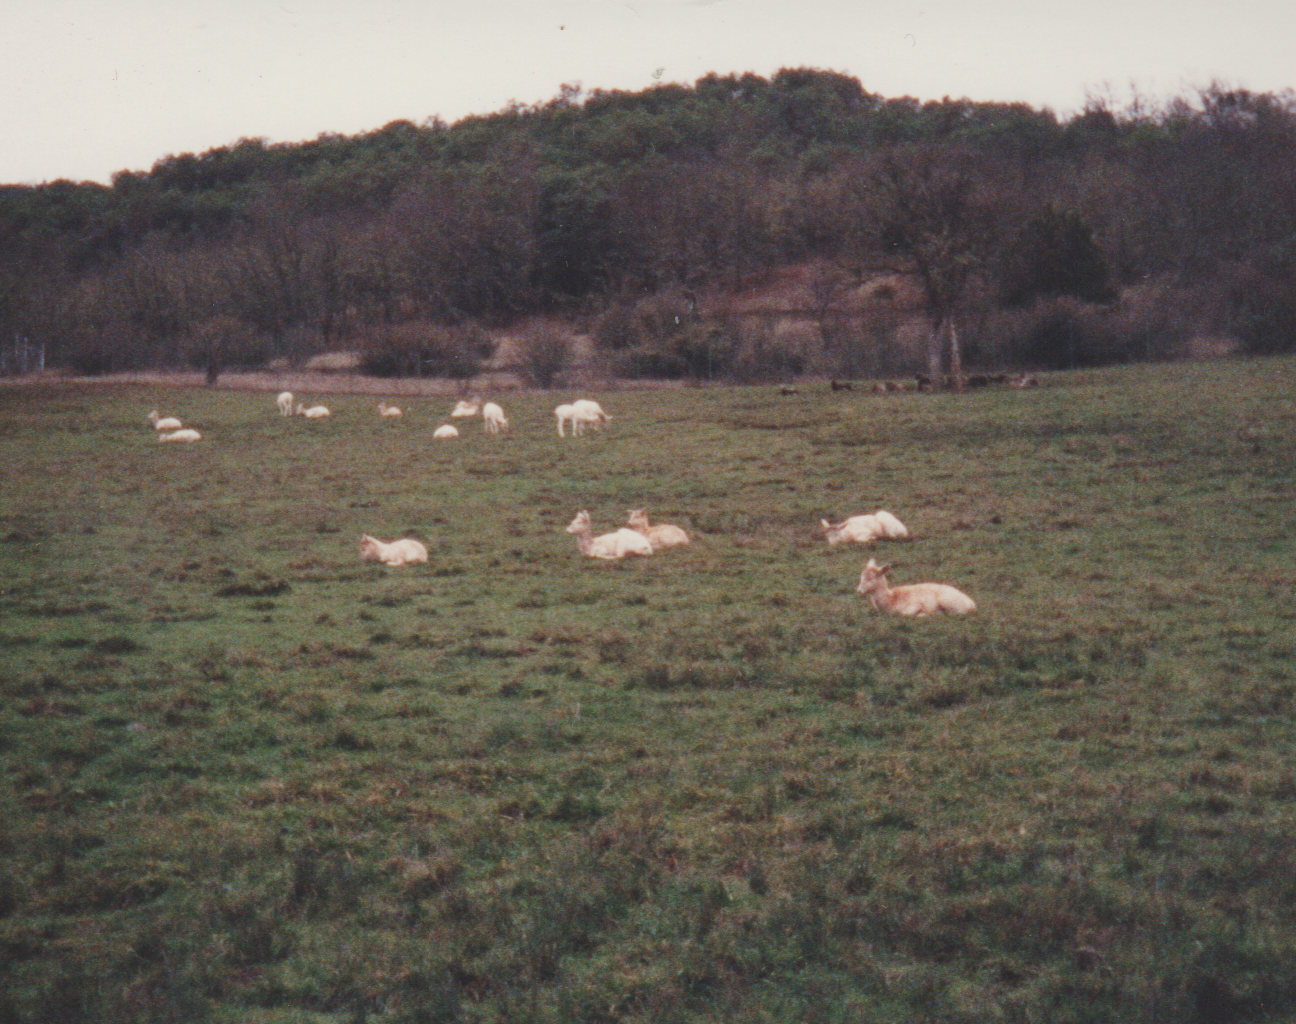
left=450, top=398, right=480, bottom=418
left=296, top=403, right=330, bottom=419
left=627, top=509, right=690, bottom=548
left=432, top=424, right=458, bottom=439
left=378, top=401, right=403, bottom=419
left=148, top=410, right=183, bottom=430
left=157, top=428, right=202, bottom=443
left=821, top=510, right=910, bottom=546
left=566, top=511, right=653, bottom=559
left=359, top=534, right=428, bottom=567
left=855, top=558, right=976, bottom=617
left=276, top=391, right=294, bottom=416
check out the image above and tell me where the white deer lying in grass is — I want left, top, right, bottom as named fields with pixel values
left=296, top=403, right=330, bottom=419
left=627, top=508, right=690, bottom=548
left=450, top=398, right=480, bottom=418
left=148, top=410, right=183, bottom=430
left=855, top=558, right=976, bottom=616
left=157, top=428, right=202, bottom=443
left=358, top=534, right=428, bottom=567
left=566, top=510, right=653, bottom=559
left=378, top=401, right=403, bottom=419
left=821, top=510, right=910, bottom=546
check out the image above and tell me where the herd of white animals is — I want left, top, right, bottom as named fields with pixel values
left=150, top=390, right=976, bottom=617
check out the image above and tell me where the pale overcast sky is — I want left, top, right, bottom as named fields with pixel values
left=4, top=0, right=1294, bottom=186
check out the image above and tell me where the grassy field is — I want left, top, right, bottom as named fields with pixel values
left=1, top=359, right=1294, bottom=1023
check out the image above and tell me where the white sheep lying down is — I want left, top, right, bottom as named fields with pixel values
left=566, top=510, right=652, bottom=559
left=359, top=534, right=428, bottom=567
left=856, top=558, right=976, bottom=617
left=821, top=509, right=909, bottom=546
left=148, top=410, right=183, bottom=430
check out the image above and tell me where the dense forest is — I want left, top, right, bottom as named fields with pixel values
left=2, top=68, right=1295, bottom=383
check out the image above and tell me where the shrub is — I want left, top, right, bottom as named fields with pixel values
left=359, top=322, right=495, bottom=379
left=998, top=208, right=1117, bottom=307
left=514, top=321, right=573, bottom=388
left=730, top=319, right=808, bottom=381
left=613, top=347, right=689, bottom=380
left=672, top=320, right=741, bottom=379
left=184, top=314, right=268, bottom=383
left=592, top=292, right=692, bottom=352
left=1218, top=251, right=1296, bottom=355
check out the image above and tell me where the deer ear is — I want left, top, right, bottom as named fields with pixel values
left=878, top=563, right=892, bottom=575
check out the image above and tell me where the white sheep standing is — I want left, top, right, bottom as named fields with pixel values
left=566, top=510, right=653, bottom=560
left=450, top=398, right=480, bottom=418
left=855, top=557, right=976, bottom=617
left=378, top=401, right=403, bottom=419
left=627, top=508, right=690, bottom=548
left=482, top=401, right=508, bottom=434
left=359, top=534, right=428, bottom=567
left=157, top=428, right=202, bottom=443
left=432, top=424, right=459, bottom=439
left=276, top=391, right=294, bottom=416
left=821, top=510, right=910, bottom=546
left=147, top=410, right=183, bottom=430
left=296, top=403, right=330, bottom=419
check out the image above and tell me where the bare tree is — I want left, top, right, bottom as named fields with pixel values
left=851, top=145, right=1006, bottom=389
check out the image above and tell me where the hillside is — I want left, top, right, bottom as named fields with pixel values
left=2, top=71, right=1295, bottom=381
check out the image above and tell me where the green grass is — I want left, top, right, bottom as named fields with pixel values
left=0, top=360, right=1294, bottom=1023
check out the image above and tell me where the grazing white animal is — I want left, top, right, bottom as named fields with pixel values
left=358, top=534, right=428, bottom=567
left=482, top=401, right=508, bottom=434
left=821, top=510, right=910, bottom=546
left=627, top=508, right=690, bottom=548
left=450, top=398, right=480, bottom=418
left=147, top=410, right=183, bottom=431
left=555, top=400, right=609, bottom=437
left=276, top=391, right=294, bottom=416
left=432, top=424, right=459, bottom=439
left=378, top=401, right=403, bottom=419
left=555, top=404, right=578, bottom=437
left=572, top=399, right=611, bottom=429
left=157, top=428, right=201, bottom=443
left=296, top=403, right=330, bottom=419
left=855, top=558, right=976, bottom=617
left=566, top=510, right=653, bottom=560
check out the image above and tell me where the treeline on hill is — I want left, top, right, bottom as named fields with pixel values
left=2, top=69, right=1295, bottom=382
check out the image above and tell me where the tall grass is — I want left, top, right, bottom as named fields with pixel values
left=0, top=360, right=1294, bottom=1022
